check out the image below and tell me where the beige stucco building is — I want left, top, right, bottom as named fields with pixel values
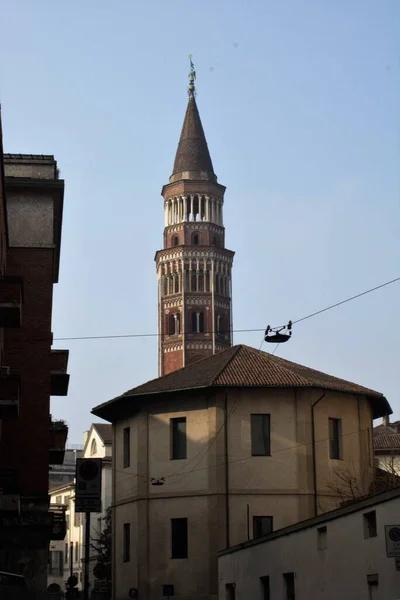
left=218, top=486, right=400, bottom=600
left=48, top=423, right=112, bottom=593
left=92, top=344, right=391, bottom=600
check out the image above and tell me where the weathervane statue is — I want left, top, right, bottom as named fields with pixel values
left=188, top=54, right=196, bottom=95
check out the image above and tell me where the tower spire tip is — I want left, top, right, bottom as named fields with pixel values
left=188, top=54, right=196, bottom=96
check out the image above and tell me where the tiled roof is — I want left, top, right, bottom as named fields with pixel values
left=374, top=434, right=400, bottom=450
left=172, top=94, right=215, bottom=177
left=93, top=423, right=112, bottom=444
left=374, top=421, right=400, bottom=435
left=92, top=345, right=390, bottom=420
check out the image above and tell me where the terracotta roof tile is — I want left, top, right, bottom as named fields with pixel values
left=93, top=423, right=112, bottom=444
left=92, top=345, right=391, bottom=421
left=374, top=434, right=400, bottom=451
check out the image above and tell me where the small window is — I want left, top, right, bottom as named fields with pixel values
left=75, top=542, right=79, bottom=562
left=171, top=417, right=187, bottom=460
left=191, top=311, right=205, bottom=333
left=363, top=511, right=377, bottom=539
left=123, top=427, right=130, bottom=468
left=123, top=523, right=130, bottom=562
left=251, top=414, right=271, bottom=456
left=171, top=518, right=188, bottom=558
left=168, top=313, right=175, bottom=335
left=260, top=576, right=270, bottom=600
left=55, top=495, right=62, bottom=505
left=317, top=526, right=327, bottom=550
left=212, top=235, right=217, bottom=246
left=64, top=543, right=68, bottom=564
left=193, top=233, right=199, bottom=245
left=329, top=418, right=343, bottom=460
left=90, top=439, right=97, bottom=455
left=283, top=572, right=296, bottom=600
left=253, top=516, right=273, bottom=538
left=173, top=236, right=179, bottom=246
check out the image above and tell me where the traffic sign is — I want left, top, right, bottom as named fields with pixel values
left=93, top=563, right=108, bottom=580
left=67, top=575, right=78, bottom=588
left=385, top=525, right=400, bottom=557
left=76, top=459, right=102, bottom=499
left=75, top=497, right=102, bottom=513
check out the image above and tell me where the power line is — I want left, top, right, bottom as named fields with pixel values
left=53, top=276, right=400, bottom=342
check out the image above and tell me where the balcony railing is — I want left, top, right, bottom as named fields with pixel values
left=49, top=419, right=69, bottom=465
left=0, top=276, right=23, bottom=328
left=50, top=350, right=70, bottom=396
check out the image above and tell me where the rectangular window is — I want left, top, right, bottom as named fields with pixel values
left=317, top=526, right=327, bottom=550
left=123, top=523, right=130, bottom=562
left=123, top=427, right=130, bottom=469
left=251, top=414, right=271, bottom=456
left=283, top=572, right=296, bottom=600
left=64, top=543, right=68, bottom=564
left=329, top=418, right=342, bottom=460
left=253, top=516, right=273, bottom=539
left=75, top=542, right=78, bottom=562
left=260, top=575, right=270, bottom=600
left=364, top=511, right=377, bottom=539
left=56, top=495, right=62, bottom=505
left=171, top=518, right=188, bottom=558
left=171, top=418, right=187, bottom=460
left=74, top=511, right=80, bottom=527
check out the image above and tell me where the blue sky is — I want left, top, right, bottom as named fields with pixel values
left=1, top=0, right=399, bottom=443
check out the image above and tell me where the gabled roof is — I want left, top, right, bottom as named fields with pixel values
left=171, top=93, right=215, bottom=180
left=374, top=434, right=400, bottom=451
left=92, top=345, right=390, bottom=421
left=93, top=423, right=112, bottom=444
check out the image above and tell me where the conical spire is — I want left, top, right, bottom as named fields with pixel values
left=170, top=60, right=216, bottom=183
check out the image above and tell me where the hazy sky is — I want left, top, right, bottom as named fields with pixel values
left=1, top=0, right=399, bottom=443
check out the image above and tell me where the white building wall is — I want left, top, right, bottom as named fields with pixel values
left=218, top=492, right=400, bottom=600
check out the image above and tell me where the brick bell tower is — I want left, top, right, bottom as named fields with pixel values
left=156, top=63, right=234, bottom=376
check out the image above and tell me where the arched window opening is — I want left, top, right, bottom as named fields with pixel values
left=173, top=236, right=179, bottom=247
left=193, top=195, right=199, bottom=221
left=191, top=270, right=197, bottom=291
left=90, top=439, right=97, bottom=456
left=199, top=312, right=205, bottom=333
left=191, top=311, right=205, bottom=333
left=205, top=270, right=210, bottom=292
left=193, top=233, right=199, bottom=245
left=163, top=276, right=168, bottom=297
left=174, top=275, right=179, bottom=294
left=168, top=314, right=175, bottom=335
left=198, top=269, right=204, bottom=292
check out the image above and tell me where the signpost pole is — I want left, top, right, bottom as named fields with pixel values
left=84, top=511, right=91, bottom=600
left=70, top=541, right=73, bottom=581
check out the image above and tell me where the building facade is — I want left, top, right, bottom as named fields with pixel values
left=0, top=113, right=70, bottom=600
left=156, top=77, right=234, bottom=376
left=49, top=446, right=84, bottom=491
left=374, top=416, right=400, bottom=475
left=92, top=344, right=390, bottom=600
left=48, top=423, right=112, bottom=593
left=218, top=486, right=400, bottom=600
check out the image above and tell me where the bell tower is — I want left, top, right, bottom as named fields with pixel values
left=156, top=63, right=234, bottom=376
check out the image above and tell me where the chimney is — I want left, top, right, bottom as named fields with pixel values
left=382, top=415, right=390, bottom=428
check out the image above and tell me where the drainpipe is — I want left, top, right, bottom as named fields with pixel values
left=224, top=390, right=230, bottom=547
left=311, top=390, right=326, bottom=517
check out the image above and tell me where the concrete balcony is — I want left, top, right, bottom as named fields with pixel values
left=0, top=276, right=23, bottom=328
left=0, top=369, right=20, bottom=419
left=49, top=419, right=69, bottom=465
left=50, top=349, right=70, bottom=396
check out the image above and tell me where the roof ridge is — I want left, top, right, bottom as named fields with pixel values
left=210, top=345, right=243, bottom=385
left=266, top=350, right=382, bottom=396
